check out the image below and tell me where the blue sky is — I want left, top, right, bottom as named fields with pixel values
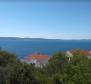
left=0, top=2, right=91, bottom=39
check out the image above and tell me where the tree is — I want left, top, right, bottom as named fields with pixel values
left=6, top=63, right=40, bottom=84
left=0, top=50, right=17, bottom=67
left=47, top=52, right=67, bottom=74
left=44, top=51, right=91, bottom=84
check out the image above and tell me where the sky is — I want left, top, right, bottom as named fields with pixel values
left=0, top=1, right=91, bottom=39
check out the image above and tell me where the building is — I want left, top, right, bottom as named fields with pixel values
left=66, top=49, right=91, bottom=59
left=21, top=53, right=50, bottom=68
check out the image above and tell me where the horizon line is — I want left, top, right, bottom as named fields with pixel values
left=0, top=36, right=91, bottom=40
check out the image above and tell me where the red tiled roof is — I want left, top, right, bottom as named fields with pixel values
left=24, top=53, right=50, bottom=61
left=69, top=49, right=91, bottom=56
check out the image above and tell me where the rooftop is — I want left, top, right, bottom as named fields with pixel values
left=24, top=53, right=50, bottom=61
left=69, top=49, right=91, bottom=56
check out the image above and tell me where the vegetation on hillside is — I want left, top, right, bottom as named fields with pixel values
left=0, top=50, right=91, bottom=84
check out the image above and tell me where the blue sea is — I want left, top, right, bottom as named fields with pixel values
left=0, top=38, right=91, bottom=58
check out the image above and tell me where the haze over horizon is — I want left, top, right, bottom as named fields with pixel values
left=0, top=1, right=91, bottom=39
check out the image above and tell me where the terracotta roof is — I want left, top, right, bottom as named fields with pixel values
left=24, top=53, right=50, bottom=61
left=69, top=49, right=91, bottom=56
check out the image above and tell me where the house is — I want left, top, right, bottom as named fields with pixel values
left=66, top=49, right=91, bottom=59
left=21, top=53, right=50, bottom=68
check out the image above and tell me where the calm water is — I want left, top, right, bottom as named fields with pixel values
left=0, top=39, right=91, bottom=58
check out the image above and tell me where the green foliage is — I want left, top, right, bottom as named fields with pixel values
left=0, top=50, right=91, bottom=84
left=47, top=52, right=67, bottom=74
left=0, top=51, right=17, bottom=67
left=6, top=63, right=39, bottom=84
left=40, top=52, right=91, bottom=84
left=0, top=51, right=40, bottom=84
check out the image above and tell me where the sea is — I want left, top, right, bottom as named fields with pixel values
left=0, top=38, right=91, bottom=58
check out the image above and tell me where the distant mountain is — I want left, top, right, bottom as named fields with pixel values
left=0, top=37, right=91, bottom=41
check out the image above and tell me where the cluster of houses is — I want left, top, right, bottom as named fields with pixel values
left=67, top=49, right=91, bottom=58
left=21, top=49, right=91, bottom=68
left=21, top=53, right=50, bottom=68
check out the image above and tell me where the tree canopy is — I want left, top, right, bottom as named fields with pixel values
left=0, top=50, right=91, bottom=84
